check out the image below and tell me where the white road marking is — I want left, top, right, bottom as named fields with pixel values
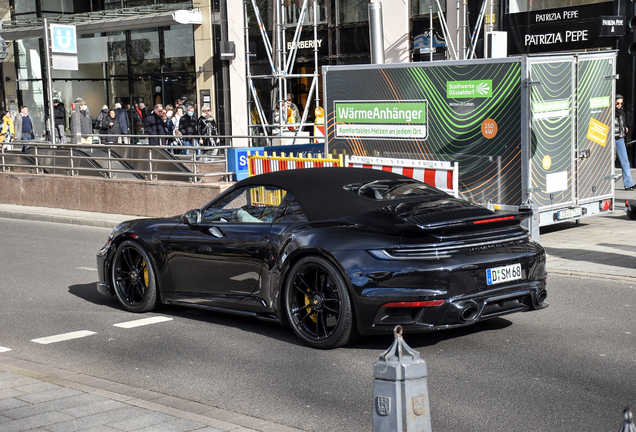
left=113, top=316, right=173, bottom=328
left=0, top=346, right=11, bottom=353
left=77, top=267, right=97, bottom=271
left=32, top=330, right=96, bottom=345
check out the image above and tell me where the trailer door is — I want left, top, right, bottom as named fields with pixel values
left=575, top=53, right=615, bottom=207
left=528, top=57, right=576, bottom=221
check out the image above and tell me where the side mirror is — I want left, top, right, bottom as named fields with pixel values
left=181, top=209, right=202, bottom=226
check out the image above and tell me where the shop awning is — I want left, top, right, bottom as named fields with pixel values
left=0, top=8, right=203, bottom=40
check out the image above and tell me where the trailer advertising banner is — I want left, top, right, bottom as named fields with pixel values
left=324, top=59, right=524, bottom=206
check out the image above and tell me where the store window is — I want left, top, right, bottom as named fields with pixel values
left=508, top=0, right=603, bottom=14
left=411, top=0, right=445, bottom=17
left=16, top=38, right=46, bottom=139
left=338, top=0, right=368, bottom=24
left=284, top=0, right=328, bottom=27
left=107, top=32, right=128, bottom=77
left=15, top=0, right=36, bottom=14
left=164, top=25, right=195, bottom=73
left=130, top=29, right=160, bottom=75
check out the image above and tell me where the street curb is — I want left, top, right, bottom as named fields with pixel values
left=0, top=355, right=308, bottom=432
left=548, top=269, right=636, bottom=282
left=0, top=207, right=132, bottom=229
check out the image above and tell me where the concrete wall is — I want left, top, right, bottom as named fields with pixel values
left=0, top=173, right=231, bottom=218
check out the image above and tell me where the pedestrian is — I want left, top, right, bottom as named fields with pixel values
left=96, top=105, right=109, bottom=144
left=131, top=102, right=144, bottom=143
left=144, top=104, right=167, bottom=146
left=198, top=104, right=219, bottom=159
left=178, top=105, right=198, bottom=156
left=14, top=106, right=34, bottom=152
left=270, top=102, right=286, bottom=135
left=0, top=110, right=15, bottom=150
left=114, top=102, right=129, bottom=143
left=70, top=100, right=93, bottom=144
left=53, top=98, right=66, bottom=144
left=102, top=109, right=120, bottom=145
left=162, top=104, right=175, bottom=149
left=172, top=105, right=184, bottom=154
left=615, top=94, right=636, bottom=191
left=286, top=92, right=301, bottom=130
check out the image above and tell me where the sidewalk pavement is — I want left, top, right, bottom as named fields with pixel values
left=1, top=174, right=635, bottom=431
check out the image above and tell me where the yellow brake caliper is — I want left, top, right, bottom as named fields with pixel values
left=143, top=261, right=149, bottom=287
left=304, top=294, right=317, bottom=322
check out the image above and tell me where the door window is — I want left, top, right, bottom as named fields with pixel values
left=203, top=185, right=290, bottom=223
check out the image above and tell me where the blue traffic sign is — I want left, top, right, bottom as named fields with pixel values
left=50, top=24, right=77, bottom=54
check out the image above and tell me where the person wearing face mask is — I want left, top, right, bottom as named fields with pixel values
left=172, top=106, right=184, bottom=154
left=102, top=109, right=120, bottom=146
left=162, top=104, right=176, bottom=150
left=96, top=105, right=109, bottom=144
left=178, top=105, right=198, bottom=156
left=70, top=100, right=93, bottom=143
left=114, top=102, right=129, bottom=144
left=198, top=104, right=219, bottom=159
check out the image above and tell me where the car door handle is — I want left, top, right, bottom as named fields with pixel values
left=208, top=227, right=224, bottom=238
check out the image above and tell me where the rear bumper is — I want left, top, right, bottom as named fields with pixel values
left=355, top=280, right=547, bottom=335
left=357, top=280, right=547, bottom=335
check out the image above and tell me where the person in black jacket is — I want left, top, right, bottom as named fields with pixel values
left=615, top=94, right=636, bottom=190
left=102, top=109, right=120, bottom=145
left=178, top=105, right=198, bottom=156
left=143, top=104, right=167, bottom=146
left=53, top=99, right=66, bottom=144
left=198, top=105, right=219, bottom=158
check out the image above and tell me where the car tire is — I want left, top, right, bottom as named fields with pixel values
left=111, top=240, right=159, bottom=313
left=284, top=256, right=355, bottom=349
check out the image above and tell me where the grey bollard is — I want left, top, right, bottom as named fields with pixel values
left=619, top=407, right=636, bottom=432
left=373, top=325, right=432, bottom=432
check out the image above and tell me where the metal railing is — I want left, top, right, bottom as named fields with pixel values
left=0, top=133, right=234, bottom=183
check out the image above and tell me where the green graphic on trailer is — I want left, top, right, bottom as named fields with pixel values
left=528, top=60, right=574, bottom=209
left=576, top=57, right=614, bottom=201
left=326, top=62, right=523, bottom=206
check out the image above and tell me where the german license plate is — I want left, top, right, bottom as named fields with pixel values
left=556, top=207, right=581, bottom=221
left=486, top=263, right=522, bottom=285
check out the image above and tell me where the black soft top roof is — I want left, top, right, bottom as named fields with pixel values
left=234, top=167, right=432, bottom=222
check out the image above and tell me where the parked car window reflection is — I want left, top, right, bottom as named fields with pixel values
left=203, top=185, right=288, bottom=223
left=274, top=192, right=308, bottom=223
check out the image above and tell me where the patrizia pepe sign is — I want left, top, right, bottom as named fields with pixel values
left=506, top=3, right=615, bottom=54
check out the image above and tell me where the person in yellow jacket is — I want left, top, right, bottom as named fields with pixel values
left=0, top=110, right=15, bottom=148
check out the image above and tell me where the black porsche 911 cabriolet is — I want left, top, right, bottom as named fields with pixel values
left=97, top=167, right=547, bottom=348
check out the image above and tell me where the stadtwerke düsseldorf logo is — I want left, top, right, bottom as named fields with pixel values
left=447, top=80, right=493, bottom=99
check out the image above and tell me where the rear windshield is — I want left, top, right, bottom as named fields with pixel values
left=343, top=179, right=445, bottom=200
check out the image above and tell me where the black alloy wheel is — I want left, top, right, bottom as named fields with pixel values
left=111, top=240, right=159, bottom=313
left=284, top=256, right=355, bottom=349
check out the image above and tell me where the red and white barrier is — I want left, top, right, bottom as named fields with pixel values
left=248, top=152, right=342, bottom=176
left=344, top=155, right=460, bottom=198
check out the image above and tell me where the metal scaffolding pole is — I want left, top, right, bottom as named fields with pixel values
left=244, top=0, right=321, bottom=145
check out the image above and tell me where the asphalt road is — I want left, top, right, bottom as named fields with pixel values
left=0, top=218, right=634, bottom=432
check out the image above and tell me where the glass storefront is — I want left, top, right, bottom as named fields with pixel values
left=13, top=25, right=196, bottom=139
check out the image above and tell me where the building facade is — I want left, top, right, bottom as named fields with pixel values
left=0, top=0, right=631, bottom=160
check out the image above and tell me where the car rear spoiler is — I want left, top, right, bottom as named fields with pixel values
left=396, top=204, right=534, bottom=232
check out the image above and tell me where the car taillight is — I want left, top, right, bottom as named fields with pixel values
left=381, top=300, right=444, bottom=308
left=473, top=216, right=514, bottom=224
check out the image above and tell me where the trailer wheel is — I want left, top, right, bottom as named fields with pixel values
left=627, top=205, right=636, bottom=220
